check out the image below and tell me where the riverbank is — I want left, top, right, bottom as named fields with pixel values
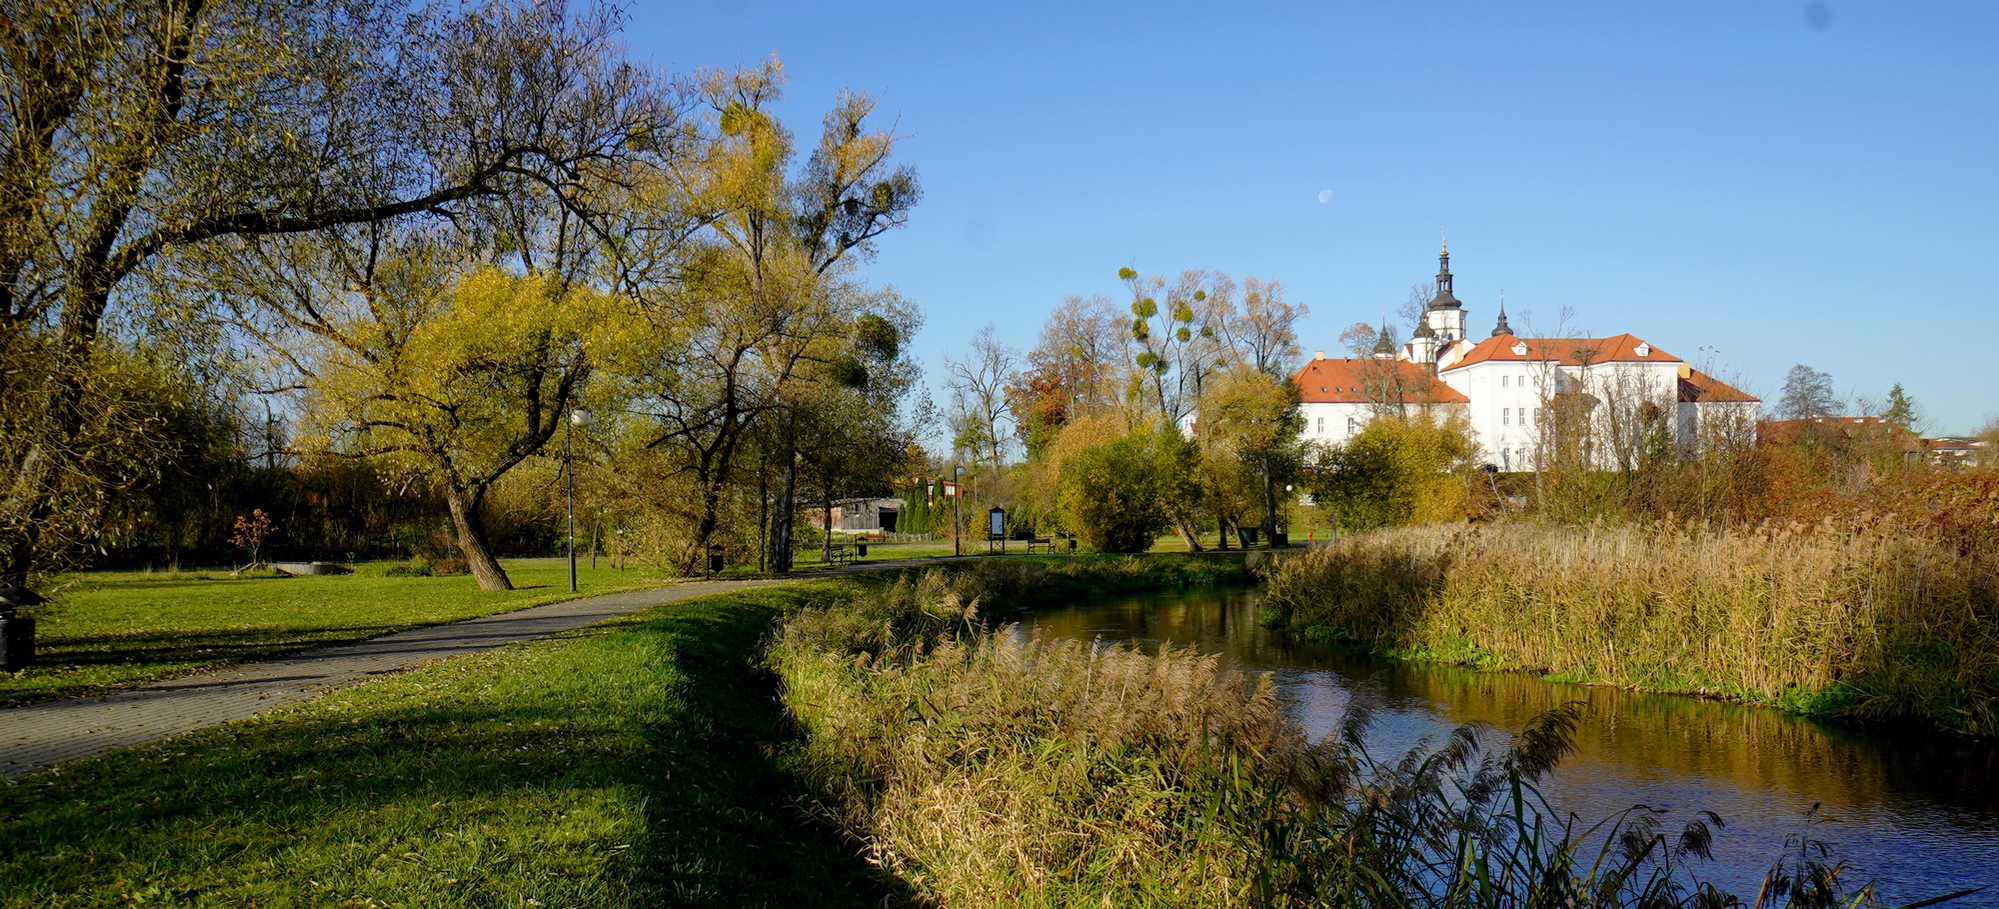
left=767, top=559, right=1916, bottom=907
left=0, top=555, right=1247, bottom=906
left=0, top=581, right=907, bottom=907
left=4, top=552, right=1952, bottom=906
left=1258, top=522, right=1999, bottom=736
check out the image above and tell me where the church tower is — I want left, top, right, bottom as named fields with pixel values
left=1405, top=239, right=1468, bottom=372
left=1423, top=239, right=1467, bottom=345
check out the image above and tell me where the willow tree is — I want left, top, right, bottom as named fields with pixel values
left=221, top=239, right=622, bottom=589
left=1198, top=367, right=1304, bottom=542
left=615, top=61, right=919, bottom=573
left=0, top=0, right=678, bottom=584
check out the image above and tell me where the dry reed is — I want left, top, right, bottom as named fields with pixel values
left=1262, top=521, right=1999, bottom=734
left=774, top=570, right=1300, bottom=906
left=766, top=566, right=1954, bottom=908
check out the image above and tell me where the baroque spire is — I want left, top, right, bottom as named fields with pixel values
left=1427, top=234, right=1461, bottom=311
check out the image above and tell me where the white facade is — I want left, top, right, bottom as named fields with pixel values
left=1421, top=335, right=1759, bottom=471
left=1298, top=401, right=1371, bottom=447
left=1300, top=247, right=1761, bottom=472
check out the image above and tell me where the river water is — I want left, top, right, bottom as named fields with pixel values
left=1016, top=585, right=1999, bottom=905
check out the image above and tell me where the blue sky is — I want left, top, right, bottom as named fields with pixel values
left=628, top=1, right=1996, bottom=433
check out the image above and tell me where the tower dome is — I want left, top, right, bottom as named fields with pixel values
left=1372, top=320, right=1396, bottom=358
left=1427, top=241, right=1462, bottom=311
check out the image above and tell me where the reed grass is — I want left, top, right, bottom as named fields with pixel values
left=768, top=567, right=1956, bottom=908
left=1261, top=522, right=1999, bottom=734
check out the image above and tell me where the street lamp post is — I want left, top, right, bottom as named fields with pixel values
left=953, top=465, right=965, bottom=557
left=567, top=408, right=592, bottom=592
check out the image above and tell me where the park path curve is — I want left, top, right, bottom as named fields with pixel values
left=0, top=561, right=937, bottom=779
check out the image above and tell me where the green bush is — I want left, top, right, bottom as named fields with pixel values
left=1057, top=429, right=1172, bottom=553
left=383, top=556, right=435, bottom=578
left=1306, top=412, right=1476, bottom=531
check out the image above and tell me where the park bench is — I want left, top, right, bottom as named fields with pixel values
left=1024, top=536, right=1058, bottom=554
left=827, top=541, right=865, bottom=565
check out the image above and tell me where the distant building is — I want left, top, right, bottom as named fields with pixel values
left=1293, top=243, right=1760, bottom=471
left=1920, top=436, right=1989, bottom=468
left=802, top=497, right=906, bottom=536
left=1294, top=355, right=1468, bottom=447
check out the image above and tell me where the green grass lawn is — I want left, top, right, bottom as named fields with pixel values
left=2, top=558, right=674, bottom=706
left=0, top=583, right=903, bottom=908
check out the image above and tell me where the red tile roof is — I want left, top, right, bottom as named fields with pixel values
left=1758, top=417, right=1918, bottom=449
left=1292, top=358, right=1470, bottom=404
left=1677, top=368, right=1760, bottom=404
left=1445, top=333, right=1679, bottom=371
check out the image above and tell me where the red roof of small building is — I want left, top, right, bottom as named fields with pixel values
left=1677, top=368, right=1760, bottom=404
left=1758, top=416, right=1918, bottom=449
left=1292, top=358, right=1470, bottom=404
left=1445, top=333, right=1679, bottom=372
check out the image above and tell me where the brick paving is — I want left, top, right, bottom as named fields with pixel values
left=0, top=559, right=940, bottom=779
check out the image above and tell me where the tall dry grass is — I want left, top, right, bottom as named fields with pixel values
left=1261, top=521, right=1999, bottom=734
left=769, top=567, right=1947, bottom=908
left=774, top=570, right=1296, bottom=905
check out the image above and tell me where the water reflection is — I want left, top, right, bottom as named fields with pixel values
left=1017, top=586, right=1999, bottom=905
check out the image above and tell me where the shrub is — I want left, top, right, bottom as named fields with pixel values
left=383, top=556, right=435, bottom=578
left=1057, top=428, right=1172, bottom=552
left=1305, top=412, right=1476, bottom=532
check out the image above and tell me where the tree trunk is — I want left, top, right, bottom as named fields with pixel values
left=757, top=456, right=769, bottom=574
left=1261, top=457, right=1280, bottom=542
left=821, top=490, right=834, bottom=564
left=1173, top=519, right=1204, bottom=552
left=445, top=484, right=512, bottom=590
left=769, top=433, right=797, bottom=574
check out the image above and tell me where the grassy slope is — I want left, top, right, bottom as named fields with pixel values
left=0, top=583, right=902, bottom=909
left=2, top=559, right=672, bottom=705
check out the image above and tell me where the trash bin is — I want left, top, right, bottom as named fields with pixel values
left=0, top=585, right=42, bottom=672
left=856, top=542, right=868, bottom=558
left=1271, top=531, right=1288, bottom=547
left=0, top=613, right=33, bottom=671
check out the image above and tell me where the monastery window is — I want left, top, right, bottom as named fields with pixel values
left=1503, top=408, right=1511, bottom=426
left=1502, top=375, right=1509, bottom=388
left=1347, top=417, right=1358, bottom=433
left=1316, top=417, right=1324, bottom=434
left=1532, top=407, right=1541, bottom=425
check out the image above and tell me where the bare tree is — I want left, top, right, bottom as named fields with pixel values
left=945, top=323, right=1020, bottom=467
left=1202, top=275, right=1308, bottom=378
left=1778, top=364, right=1843, bottom=420
left=1399, top=282, right=1434, bottom=336
left=1120, top=267, right=1214, bottom=426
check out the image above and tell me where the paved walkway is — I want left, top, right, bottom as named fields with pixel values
left=0, top=560, right=939, bottom=779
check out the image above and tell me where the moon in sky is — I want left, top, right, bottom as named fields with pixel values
left=1317, top=189, right=1333, bottom=204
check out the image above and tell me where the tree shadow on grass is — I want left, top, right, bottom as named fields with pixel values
left=624, top=596, right=916, bottom=907
left=33, top=625, right=412, bottom=668
left=0, top=591, right=909, bottom=908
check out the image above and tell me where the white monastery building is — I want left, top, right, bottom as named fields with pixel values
left=1294, top=244, right=1759, bottom=471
